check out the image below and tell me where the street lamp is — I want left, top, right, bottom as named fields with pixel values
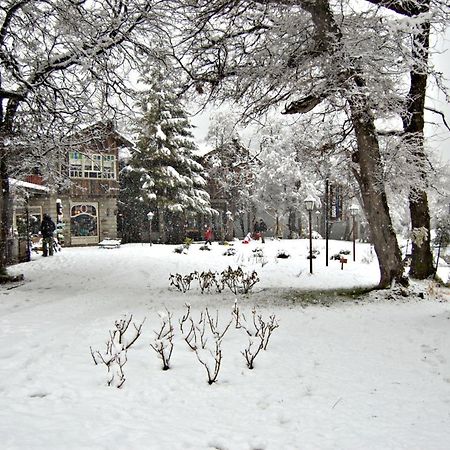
left=349, top=204, right=359, bottom=261
left=147, top=211, right=154, bottom=246
left=304, top=195, right=315, bottom=274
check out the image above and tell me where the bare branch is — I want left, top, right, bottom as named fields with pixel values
left=425, top=106, right=450, bottom=132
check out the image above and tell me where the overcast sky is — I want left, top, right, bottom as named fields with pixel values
left=426, top=27, right=450, bottom=163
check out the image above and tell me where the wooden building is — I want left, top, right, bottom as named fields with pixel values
left=24, top=121, right=133, bottom=246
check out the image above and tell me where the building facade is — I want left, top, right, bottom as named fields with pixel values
left=19, top=121, right=132, bottom=248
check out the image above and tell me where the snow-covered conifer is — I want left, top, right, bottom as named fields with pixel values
left=129, top=68, right=215, bottom=243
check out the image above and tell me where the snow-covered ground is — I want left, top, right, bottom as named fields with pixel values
left=1, top=239, right=449, bottom=450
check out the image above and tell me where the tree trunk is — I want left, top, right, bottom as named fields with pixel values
left=158, top=207, right=166, bottom=244
left=364, top=0, right=434, bottom=280
left=0, top=139, right=12, bottom=272
left=409, top=190, right=434, bottom=278
left=404, top=18, right=434, bottom=279
left=288, top=209, right=296, bottom=238
left=350, top=101, right=404, bottom=288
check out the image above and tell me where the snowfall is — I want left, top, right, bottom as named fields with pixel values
left=1, top=238, right=449, bottom=450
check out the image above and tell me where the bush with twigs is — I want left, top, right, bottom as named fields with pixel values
left=90, top=302, right=279, bottom=387
left=90, top=314, right=145, bottom=388
left=221, top=266, right=259, bottom=294
left=179, top=304, right=232, bottom=384
left=170, top=266, right=259, bottom=294
left=149, top=309, right=174, bottom=370
left=232, top=301, right=279, bottom=369
left=169, top=272, right=198, bottom=292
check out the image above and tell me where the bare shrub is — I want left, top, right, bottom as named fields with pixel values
left=198, top=270, right=223, bottom=294
left=149, top=310, right=174, bottom=370
left=182, top=307, right=232, bottom=384
left=90, top=314, right=145, bottom=388
left=169, top=272, right=198, bottom=292
left=232, top=302, right=279, bottom=369
left=221, top=266, right=259, bottom=294
left=170, top=267, right=259, bottom=295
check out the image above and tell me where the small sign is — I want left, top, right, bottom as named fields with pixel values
left=340, top=257, right=347, bottom=270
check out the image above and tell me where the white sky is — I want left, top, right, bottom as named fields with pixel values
left=427, top=27, right=450, bottom=163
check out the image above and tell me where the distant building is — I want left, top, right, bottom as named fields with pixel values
left=14, top=121, right=133, bottom=253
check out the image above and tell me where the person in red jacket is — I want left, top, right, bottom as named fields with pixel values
left=204, top=226, right=213, bottom=245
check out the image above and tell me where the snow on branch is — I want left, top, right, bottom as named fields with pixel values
left=232, top=301, right=279, bottom=369
left=150, top=309, right=174, bottom=370
left=89, top=313, right=145, bottom=388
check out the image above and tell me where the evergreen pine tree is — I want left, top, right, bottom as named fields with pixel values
left=118, top=163, right=147, bottom=244
left=129, top=70, right=214, bottom=243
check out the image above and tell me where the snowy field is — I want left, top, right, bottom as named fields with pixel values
left=1, top=239, right=450, bottom=450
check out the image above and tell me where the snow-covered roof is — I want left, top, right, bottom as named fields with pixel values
left=9, top=178, right=50, bottom=192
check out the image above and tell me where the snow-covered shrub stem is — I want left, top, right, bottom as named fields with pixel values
left=233, top=302, right=279, bottom=369
left=198, top=270, right=223, bottom=294
left=187, top=307, right=232, bottom=385
left=221, top=266, right=259, bottom=294
left=169, top=272, right=198, bottom=292
left=89, top=314, right=145, bottom=388
left=150, top=309, right=174, bottom=371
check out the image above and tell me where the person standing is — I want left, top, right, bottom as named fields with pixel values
left=40, top=213, right=56, bottom=257
left=259, top=219, right=267, bottom=243
left=204, top=226, right=213, bottom=245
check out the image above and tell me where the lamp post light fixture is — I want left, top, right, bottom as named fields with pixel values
left=349, top=204, right=359, bottom=261
left=147, top=211, right=154, bottom=246
left=304, top=195, right=316, bottom=274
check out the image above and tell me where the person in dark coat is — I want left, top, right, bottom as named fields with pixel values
left=40, top=213, right=56, bottom=257
left=259, top=219, right=267, bottom=243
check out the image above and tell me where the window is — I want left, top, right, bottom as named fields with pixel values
left=69, top=152, right=116, bottom=180
left=70, top=204, right=98, bottom=237
left=102, top=155, right=116, bottom=179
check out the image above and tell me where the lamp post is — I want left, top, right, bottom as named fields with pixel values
left=349, top=204, right=359, bottom=261
left=304, top=195, right=315, bottom=274
left=147, top=211, right=154, bottom=246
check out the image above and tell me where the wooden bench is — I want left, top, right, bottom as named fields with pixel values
left=98, top=239, right=121, bottom=249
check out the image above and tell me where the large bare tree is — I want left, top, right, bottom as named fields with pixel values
left=365, top=0, right=449, bottom=279
left=172, top=0, right=414, bottom=287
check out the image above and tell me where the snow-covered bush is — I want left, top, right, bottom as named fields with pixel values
left=221, top=266, right=259, bottom=294
left=174, top=245, right=188, bottom=254
left=223, top=247, right=236, bottom=256
left=169, top=272, right=197, bottom=292
left=251, top=247, right=267, bottom=266
left=232, top=301, right=279, bottom=369
left=150, top=310, right=174, bottom=370
left=90, top=314, right=145, bottom=388
left=330, top=249, right=351, bottom=260
left=198, top=270, right=223, bottom=294
left=276, top=249, right=290, bottom=259
left=180, top=305, right=232, bottom=384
